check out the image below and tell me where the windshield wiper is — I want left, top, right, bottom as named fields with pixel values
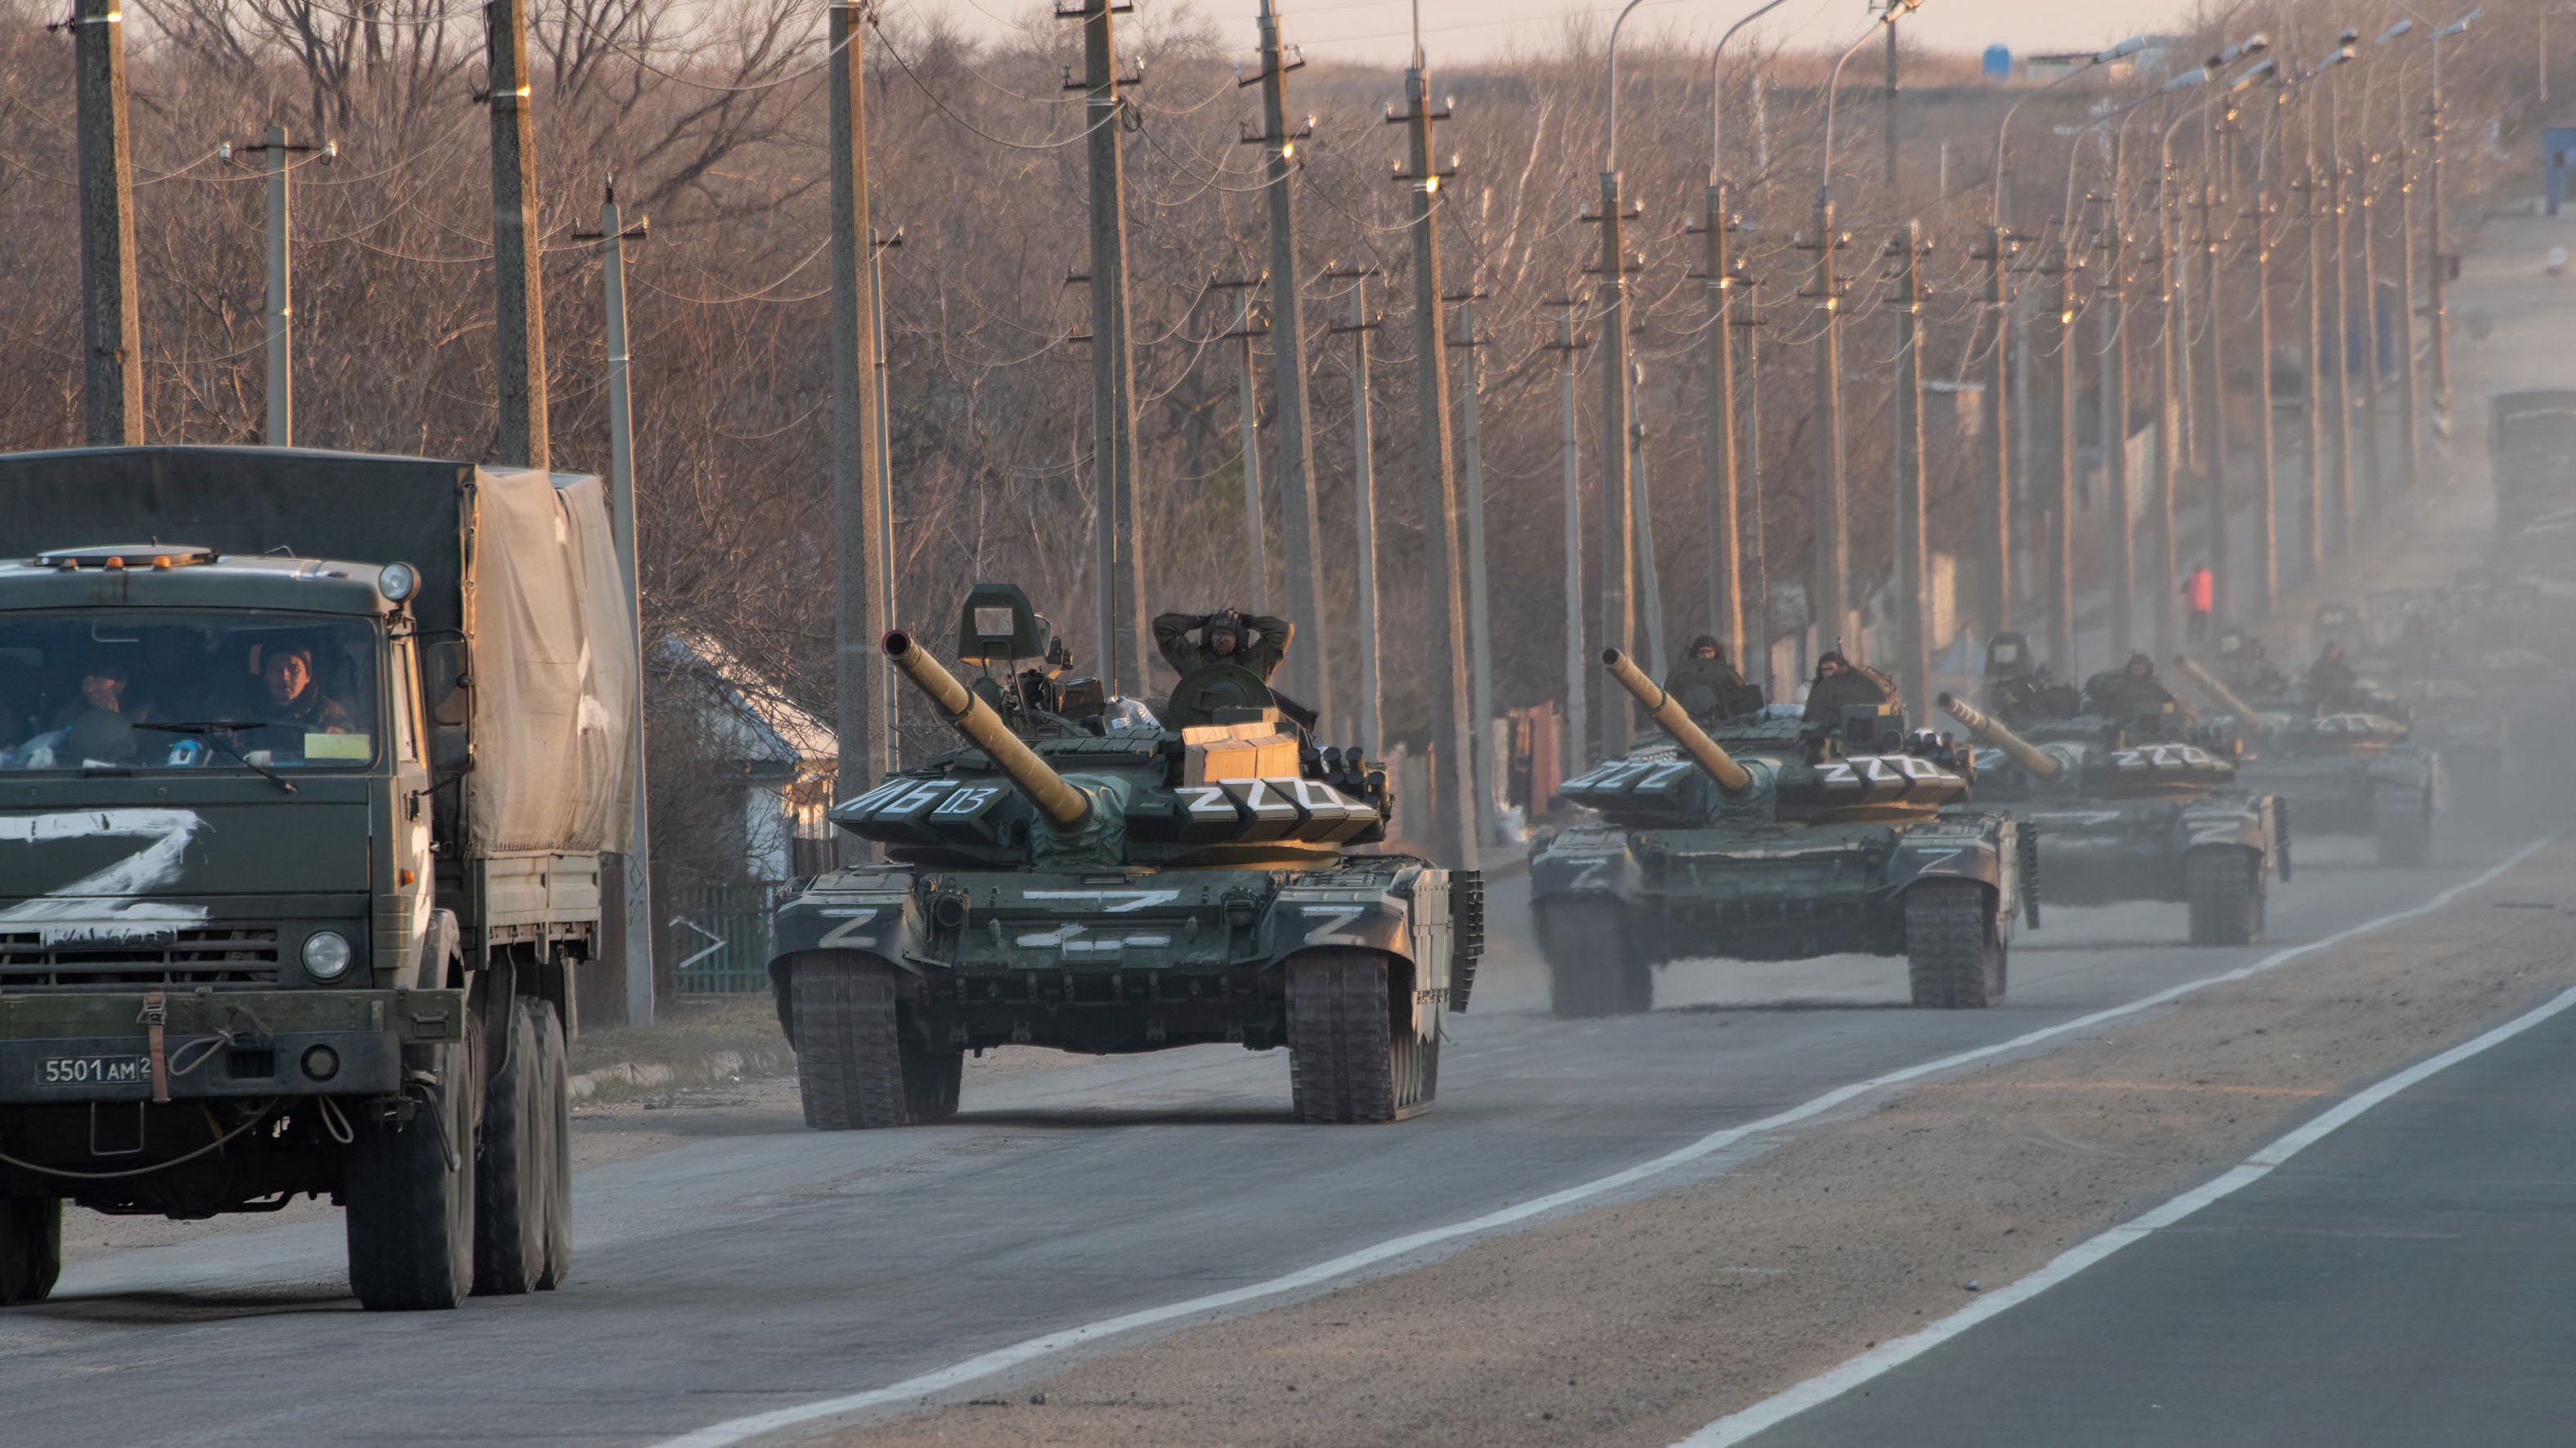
left=132, top=720, right=297, bottom=794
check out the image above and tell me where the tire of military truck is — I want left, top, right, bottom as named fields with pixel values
left=2184, top=849, right=2265, bottom=947
left=1286, top=950, right=1434, bottom=1123
left=791, top=953, right=963, bottom=1130
left=0, top=1196, right=62, bottom=1306
left=343, top=1036, right=480, bottom=1311
left=1537, top=900, right=1653, bottom=1018
left=531, top=999, right=572, bottom=1291
left=1905, top=881, right=2006, bottom=1009
left=473, top=997, right=548, bottom=1295
left=2374, top=791, right=2434, bottom=869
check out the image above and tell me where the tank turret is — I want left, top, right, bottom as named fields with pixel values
left=1938, top=693, right=2066, bottom=780
left=1601, top=648, right=1752, bottom=791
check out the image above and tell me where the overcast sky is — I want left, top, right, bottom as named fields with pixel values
left=918, top=0, right=2207, bottom=67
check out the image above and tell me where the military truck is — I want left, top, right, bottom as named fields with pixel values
left=1529, top=650, right=2033, bottom=1015
left=2490, top=388, right=2576, bottom=540
left=2175, top=656, right=2441, bottom=867
left=0, top=446, right=635, bottom=1310
left=1941, top=694, right=2283, bottom=944
left=767, top=585, right=1478, bottom=1127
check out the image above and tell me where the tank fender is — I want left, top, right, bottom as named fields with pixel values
left=1527, top=829, right=1642, bottom=903
left=769, top=873, right=924, bottom=977
left=1887, top=818, right=2017, bottom=938
left=1263, top=889, right=1417, bottom=965
left=2178, top=794, right=2277, bottom=866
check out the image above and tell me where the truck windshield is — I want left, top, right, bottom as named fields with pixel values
left=0, top=612, right=379, bottom=772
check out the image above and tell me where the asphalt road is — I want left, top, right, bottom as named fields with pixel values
left=0, top=827, right=2528, bottom=1448
left=1735, top=967, right=2576, bottom=1448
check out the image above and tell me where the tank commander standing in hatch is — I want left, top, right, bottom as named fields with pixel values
left=2085, top=652, right=2188, bottom=721
left=1802, top=649, right=1899, bottom=723
left=1664, top=634, right=1766, bottom=724
left=2304, top=640, right=2361, bottom=715
left=1154, top=607, right=1293, bottom=682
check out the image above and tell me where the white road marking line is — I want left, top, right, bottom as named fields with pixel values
left=1677, top=838, right=2569, bottom=1447
left=653, top=836, right=2554, bottom=1448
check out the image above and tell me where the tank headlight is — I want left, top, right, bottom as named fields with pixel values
left=378, top=562, right=418, bottom=603
left=302, top=930, right=353, bottom=981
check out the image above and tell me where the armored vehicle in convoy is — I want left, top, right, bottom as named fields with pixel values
left=0, top=447, right=634, bottom=1309
left=767, top=586, right=1479, bottom=1127
left=2176, top=656, right=2442, bottom=868
left=1940, top=695, right=2283, bottom=944
left=2491, top=388, right=2576, bottom=540
left=1528, top=650, right=2033, bottom=1016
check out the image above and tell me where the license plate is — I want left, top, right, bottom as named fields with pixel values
left=38, top=1056, right=150, bottom=1087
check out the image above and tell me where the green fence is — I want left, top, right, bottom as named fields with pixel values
left=665, top=881, right=785, bottom=995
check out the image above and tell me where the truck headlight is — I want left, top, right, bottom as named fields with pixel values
left=302, top=930, right=353, bottom=981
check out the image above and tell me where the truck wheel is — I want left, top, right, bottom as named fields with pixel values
left=344, top=1037, right=479, bottom=1311
left=473, top=997, right=547, bottom=1296
left=1286, top=950, right=1433, bottom=1123
left=2185, top=850, right=2264, bottom=947
left=792, top=954, right=961, bottom=1130
left=2375, top=793, right=2434, bottom=868
left=1536, top=900, right=1652, bottom=1019
left=530, top=999, right=572, bottom=1291
left=1905, top=881, right=2005, bottom=1009
left=0, top=1197, right=62, bottom=1306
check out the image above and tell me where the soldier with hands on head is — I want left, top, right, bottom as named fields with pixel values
left=1153, top=607, right=1292, bottom=682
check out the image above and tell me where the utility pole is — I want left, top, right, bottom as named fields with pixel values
left=1804, top=204, right=1852, bottom=658
left=1699, top=186, right=1744, bottom=665
left=1551, top=303, right=1589, bottom=772
left=2427, top=24, right=2458, bottom=434
left=1977, top=224, right=2013, bottom=638
left=871, top=227, right=900, bottom=661
left=828, top=0, right=890, bottom=861
left=2355, top=140, right=2386, bottom=513
left=1740, top=273, right=1770, bottom=693
left=2251, top=187, right=2281, bottom=619
left=70, top=0, right=140, bottom=445
left=1245, top=0, right=1329, bottom=720
left=1389, top=55, right=1477, bottom=871
left=1066, top=0, right=1146, bottom=693
left=2326, top=99, right=2357, bottom=556
left=1882, top=2, right=1901, bottom=190
left=2196, top=177, right=2233, bottom=627
left=2394, top=121, right=2424, bottom=493
left=237, top=127, right=330, bottom=446
left=2049, top=232, right=2080, bottom=675
left=1330, top=269, right=1382, bottom=760
left=1630, top=360, right=1666, bottom=676
left=2152, top=166, right=2181, bottom=659
left=1890, top=223, right=1932, bottom=713
left=1454, top=293, right=1497, bottom=848
left=2300, top=106, right=2330, bottom=578
left=577, top=186, right=655, bottom=1028
left=1214, top=278, right=1272, bottom=612
left=2098, top=175, right=2137, bottom=660
left=1586, top=164, right=1640, bottom=754
left=485, top=0, right=547, bottom=468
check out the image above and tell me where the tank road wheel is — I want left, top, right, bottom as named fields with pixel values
left=529, top=999, right=573, bottom=1291
left=2185, top=850, right=2265, bottom=947
left=1536, top=900, right=1653, bottom=1019
left=1286, top=950, right=1435, bottom=1123
left=0, top=1197, right=63, bottom=1306
left=1905, top=881, right=2006, bottom=1009
left=2375, top=791, right=2434, bottom=869
left=472, top=997, right=548, bottom=1296
left=791, top=954, right=963, bottom=1131
left=344, top=1036, right=480, bottom=1311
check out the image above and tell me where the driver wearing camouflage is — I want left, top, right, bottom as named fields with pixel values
left=1154, top=607, right=1293, bottom=683
left=1802, top=650, right=1899, bottom=722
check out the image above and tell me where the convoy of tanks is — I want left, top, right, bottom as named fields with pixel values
left=0, top=417, right=2550, bottom=1311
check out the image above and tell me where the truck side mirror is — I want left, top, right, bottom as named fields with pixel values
left=423, top=639, right=469, bottom=727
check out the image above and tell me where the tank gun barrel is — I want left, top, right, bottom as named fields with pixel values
left=1602, top=648, right=1753, bottom=793
left=882, top=630, right=1092, bottom=828
left=2172, top=655, right=2274, bottom=738
left=1938, top=693, right=2065, bottom=778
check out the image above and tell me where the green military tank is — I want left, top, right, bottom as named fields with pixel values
left=765, top=585, right=1479, bottom=1127
left=1938, top=694, right=2285, bottom=945
left=1528, top=650, right=2034, bottom=1016
left=2175, top=656, right=2442, bottom=868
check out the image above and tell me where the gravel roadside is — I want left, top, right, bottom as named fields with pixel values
left=816, top=836, right=2576, bottom=1448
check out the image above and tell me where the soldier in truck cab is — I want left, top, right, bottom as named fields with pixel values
left=249, top=643, right=356, bottom=746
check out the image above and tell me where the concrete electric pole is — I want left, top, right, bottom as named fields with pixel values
left=1067, top=0, right=1147, bottom=693
left=829, top=0, right=891, bottom=863
left=485, top=0, right=548, bottom=469
left=70, top=0, right=141, bottom=445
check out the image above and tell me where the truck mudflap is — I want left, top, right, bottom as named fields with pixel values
left=0, top=988, right=464, bottom=1104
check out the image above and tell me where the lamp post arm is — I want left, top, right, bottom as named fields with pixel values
left=1711, top=0, right=1798, bottom=187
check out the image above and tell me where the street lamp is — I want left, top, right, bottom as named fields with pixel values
left=1994, top=37, right=2148, bottom=231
